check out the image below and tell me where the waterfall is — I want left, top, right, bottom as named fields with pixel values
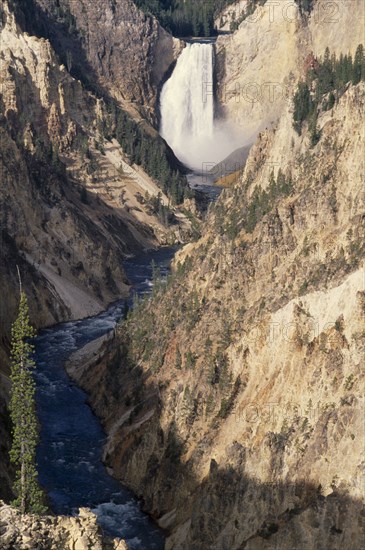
left=160, top=42, right=215, bottom=170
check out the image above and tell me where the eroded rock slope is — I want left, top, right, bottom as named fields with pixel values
left=69, top=78, right=365, bottom=549
left=0, top=0, right=188, bottom=500
left=216, top=0, right=365, bottom=139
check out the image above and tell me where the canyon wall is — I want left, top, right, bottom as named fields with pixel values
left=1, top=0, right=364, bottom=544
left=0, top=0, right=188, bottom=345
left=0, top=0, right=187, bottom=500
left=9, top=0, right=184, bottom=124
left=70, top=63, right=365, bottom=550
left=216, top=0, right=365, bottom=140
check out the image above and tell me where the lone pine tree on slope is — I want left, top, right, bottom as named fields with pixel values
left=9, top=269, right=45, bottom=514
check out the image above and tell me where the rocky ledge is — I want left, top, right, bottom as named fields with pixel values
left=0, top=502, right=128, bottom=550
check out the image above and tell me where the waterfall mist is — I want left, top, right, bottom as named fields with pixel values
left=160, top=42, right=242, bottom=172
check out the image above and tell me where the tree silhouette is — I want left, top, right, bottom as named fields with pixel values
left=9, top=269, right=45, bottom=514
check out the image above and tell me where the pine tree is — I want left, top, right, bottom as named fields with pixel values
left=317, top=47, right=334, bottom=95
left=175, top=348, right=182, bottom=370
left=309, top=111, right=320, bottom=147
left=327, top=91, right=336, bottom=110
left=293, top=81, right=312, bottom=133
left=353, top=44, right=364, bottom=85
left=9, top=271, right=45, bottom=515
left=123, top=299, right=130, bottom=320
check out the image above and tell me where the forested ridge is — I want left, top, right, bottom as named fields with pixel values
left=134, top=0, right=316, bottom=36
left=106, top=103, right=192, bottom=205
left=293, top=45, right=365, bottom=142
left=133, top=0, right=235, bottom=37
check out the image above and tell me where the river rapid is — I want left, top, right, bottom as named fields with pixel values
left=34, top=247, right=177, bottom=549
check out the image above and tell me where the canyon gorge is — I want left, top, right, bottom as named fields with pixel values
left=0, top=0, right=364, bottom=548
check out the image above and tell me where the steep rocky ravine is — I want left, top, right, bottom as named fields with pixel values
left=1, top=0, right=364, bottom=547
left=0, top=0, right=189, bottom=501
left=0, top=0, right=189, bottom=339
left=68, top=77, right=365, bottom=548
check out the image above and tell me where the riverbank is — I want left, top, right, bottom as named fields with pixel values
left=65, top=332, right=115, bottom=384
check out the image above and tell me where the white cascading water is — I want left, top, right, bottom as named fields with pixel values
left=160, top=42, right=215, bottom=170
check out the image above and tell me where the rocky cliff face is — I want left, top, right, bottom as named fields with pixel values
left=0, top=0, right=188, bottom=500
left=216, top=0, right=365, bottom=140
left=0, top=501, right=129, bottom=549
left=10, top=0, right=184, bottom=124
left=68, top=77, right=365, bottom=548
left=0, top=0, right=189, bottom=338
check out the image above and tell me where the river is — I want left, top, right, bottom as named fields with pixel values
left=34, top=247, right=177, bottom=549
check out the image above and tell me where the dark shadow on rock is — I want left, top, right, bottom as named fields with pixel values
left=87, top=343, right=365, bottom=550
